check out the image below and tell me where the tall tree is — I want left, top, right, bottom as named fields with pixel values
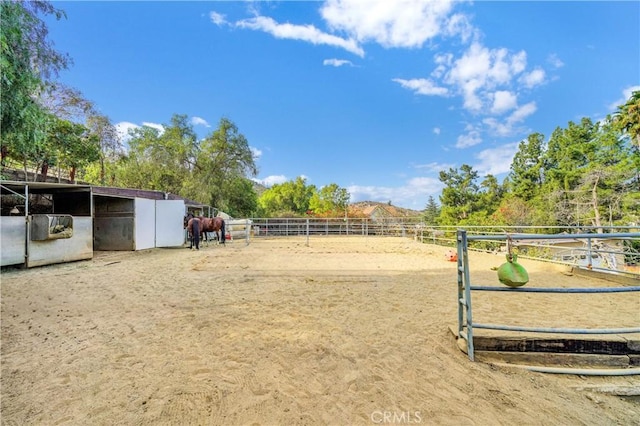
left=85, top=113, right=122, bottom=185
left=476, top=174, right=504, bottom=216
left=1, top=0, right=71, bottom=167
left=195, top=117, right=258, bottom=212
left=613, top=90, right=640, bottom=148
left=544, top=118, right=597, bottom=193
left=258, top=177, right=316, bottom=216
left=571, top=119, right=639, bottom=228
left=119, top=115, right=196, bottom=193
left=508, top=132, right=545, bottom=201
left=422, top=196, right=440, bottom=225
left=309, top=183, right=350, bottom=216
left=541, top=119, right=598, bottom=226
left=438, top=164, right=479, bottom=224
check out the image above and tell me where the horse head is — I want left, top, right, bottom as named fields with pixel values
left=184, top=212, right=195, bottom=228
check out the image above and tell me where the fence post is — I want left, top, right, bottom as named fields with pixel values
left=306, top=219, right=309, bottom=246
left=457, top=229, right=475, bottom=361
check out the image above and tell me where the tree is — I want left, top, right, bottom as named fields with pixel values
left=613, top=90, right=640, bottom=148
left=508, top=132, right=545, bottom=201
left=258, top=177, right=316, bottom=216
left=476, top=174, right=504, bottom=216
left=85, top=112, right=122, bottom=185
left=195, top=117, right=258, bottom=212
left=492, top=197, right=528, bottom=226
left=544, top=118, right=597, bottom=193
left=118, top=124, right=178, bottom=191
left=571, top=119, right=639, bottom=228
left=308, top=183, right=350, bottom=216
left=422, top=196, right=440, bottom=225
left=438, top=164, right=479, bottom=224
left=49, top=118, right=100, bottom=182
left=1, top=1, right=71, bottom=166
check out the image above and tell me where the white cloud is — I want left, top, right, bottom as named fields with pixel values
left=412, top=161, right=454, bottom=173
left=444, top=13, right=477, bottom=43
left=490, top=90, right=517, bottom=115
left=347, top=176, right=443, bottom=209
left=191, top=116, right=211, bottom=128
left=209, top=11, right=227, bottom=26
left=115, top=121, right=166, bottom=145
left=251, top=147, right=262, bottom=160
left=323, top=58, right=354, bottom=67
left=455, top=125, right=482, bottom=148
left=445, top=42, right=529, bottom=113
left=608, top=85, right=640, bottom=111
left=547, top=53, right=564, bottom=69
left=433, top=127, right=441, bottom=135
left=520, top=67, right=546, bottom=88
left=235, top=15, right=364, bottom=57
left=509, top=101, right=537, bottom=123
left=474, top=142, right=520, bottom=176
left=142, top=122, right=165, bottom=134
left=320, top=0, right=457, bottom=48
left=392, top=78, right=449, bottom=96
left=253, top=175, right=288, bottom=187
left=483, top=101, right=537, bottom=137
left=115, top=122, right=139, bottom=144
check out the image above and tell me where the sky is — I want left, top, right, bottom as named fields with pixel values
left=45, top=1, right=640, bottom=210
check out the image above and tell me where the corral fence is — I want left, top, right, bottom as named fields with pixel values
left=456, top=229, right=640, bottom=374
left=249, top=217, right=419, bottom=238
left=246, top=218, right=640, bottom=277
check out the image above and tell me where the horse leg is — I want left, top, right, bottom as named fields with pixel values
left=193, top=220, right=200, bottom=250
left=221, top=220, right=226, bottom=245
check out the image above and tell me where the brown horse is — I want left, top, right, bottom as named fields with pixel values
left=199, top=216, right=226, bottom=245
left=183, top=213, right=201, bottom=250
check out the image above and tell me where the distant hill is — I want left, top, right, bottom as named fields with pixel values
left=349, top=201, right=423, bottom=217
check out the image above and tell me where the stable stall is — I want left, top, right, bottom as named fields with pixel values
left=1, top=181, right=93, bottom=268
left=91, top=186, right=202, bottom=251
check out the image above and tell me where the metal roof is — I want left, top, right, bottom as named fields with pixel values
left=1, top=180, right=208, bottom=208
left=1, top=180, right=92, bottom=195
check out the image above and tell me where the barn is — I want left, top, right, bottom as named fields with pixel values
left=1, top=181, right=93, bottom=268
left=1, top=181, right=208, bottom=268
left=91, top=186, right=204, bottom=251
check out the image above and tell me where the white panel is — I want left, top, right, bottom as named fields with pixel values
left=155, top=200, right=185, bottom=247
left=134, top=198, right=156, bottom=250
left=1, top=217, right=26, bottom=266
left=27, top=217, right=93, bottom=267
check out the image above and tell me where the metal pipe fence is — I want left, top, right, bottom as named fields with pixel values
left=247, top=218, right=639, bottom=275
left=455, top=229, right=640, bottom=365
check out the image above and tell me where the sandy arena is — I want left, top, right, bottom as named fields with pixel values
left=1, top=236, right=639, bottom=425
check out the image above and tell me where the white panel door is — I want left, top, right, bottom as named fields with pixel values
left=155, top=200, right=185, bottom=247
left=134, top=198, right=156, bottom=250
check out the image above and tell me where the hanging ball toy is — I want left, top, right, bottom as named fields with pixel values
left=497, top=253, right=529, bottom=287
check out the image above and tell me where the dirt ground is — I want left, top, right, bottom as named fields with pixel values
left=1, top=236, right=639, bottom=425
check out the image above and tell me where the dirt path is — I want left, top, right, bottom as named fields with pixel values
left=1, top=236, right=638, bottom=425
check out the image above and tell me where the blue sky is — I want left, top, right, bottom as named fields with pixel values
left=46, top=1, right=639, bottom=210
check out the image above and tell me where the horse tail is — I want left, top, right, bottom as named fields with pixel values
left=221, top=219, right=226, bottom=244
left=192, top=219, right=200, bottom=249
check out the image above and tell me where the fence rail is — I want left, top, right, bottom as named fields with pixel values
left=246, top=218, right=639, bottom=276
left=455, top=229, right=640, bottom=365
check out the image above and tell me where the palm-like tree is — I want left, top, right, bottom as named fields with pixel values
left=613, top=90, right=640, bottom=148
